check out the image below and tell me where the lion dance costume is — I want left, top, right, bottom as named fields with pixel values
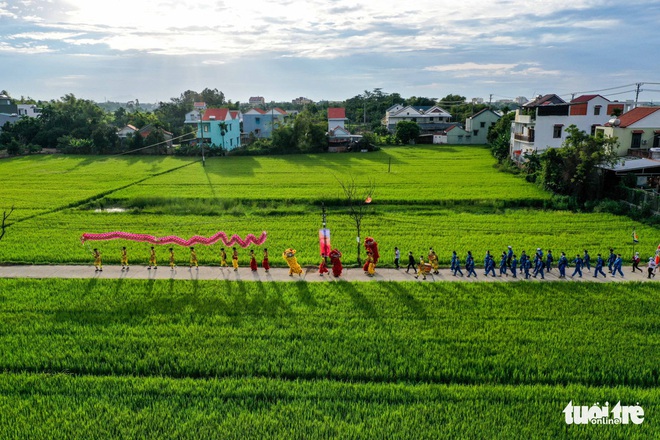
left=362, top=237, right=379, bottom=273
left=283, top=248, right=303, bottom=277
left=329, top=248, right=343, bottom=277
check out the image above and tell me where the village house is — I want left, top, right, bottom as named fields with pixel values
left=187, top=107, right=242, bottom=151
left=242, top=107, right=287, bottom=139
left=509, top=94, right=626, bottom=162
left=382, top=104, right=452, bottom=134
left=327, top=108, right=361, bottom=152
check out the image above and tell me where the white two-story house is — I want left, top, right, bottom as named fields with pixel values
left=383, top=104, right=452, bottom=134
left=510, top=94, right=626, bottom=161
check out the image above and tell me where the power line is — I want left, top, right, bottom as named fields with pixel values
left=570, top=83, right=638, bottom=95
left=111, top=132, right=195, bottom=157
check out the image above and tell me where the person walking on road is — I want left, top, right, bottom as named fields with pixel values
left=93, top=248, right=102, bottom=272
left=632, top=252, right=642, bottom=273
left=499, top=252, right=508, bottom=277
left=148, top=246, right=157, bottom=270
left=557, top=252, right=568, bottom=278
left=571, top=254, right=583, bottom=278
left=453, top=252, right=464, bottom=277
left=583, top=250, right=591, bottom=271
left=406, top=251, right=416, bottom=274
left=510, top=254, right=518, bottom=278
left=120, top=246, right=128, bottom=271
left=593, top=254, right=607, bottom=278
left=190, top=247, right=198, bottom=269
left=608, top=249, right=616, bottom=273
left=545, top=250, right=554, bottom=272
left=394, top=247, right=400, bottom=269
left=648, top=257, right=657, bottom=279
left=169, top=247, right=176, bottom=269
left=466, top=251, right=477, bottom=278
left=612, top=254, right=624, bottom=278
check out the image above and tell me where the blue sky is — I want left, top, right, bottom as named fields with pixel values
left=2, top=0, right=659, bottom=105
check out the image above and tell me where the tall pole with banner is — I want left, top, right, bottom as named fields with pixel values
left=319, top=202, right=330, bottom=264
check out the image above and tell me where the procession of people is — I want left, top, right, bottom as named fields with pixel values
left=89, top=238, right=660, bottom=281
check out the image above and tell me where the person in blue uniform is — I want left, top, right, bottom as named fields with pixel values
left=583, top=250, right=591, bottom=271
left=523, top=255, right=532, bottom=279
left=450, top=251, right=457, bottom=273
left=499, top=252, right=507, bottom=277
left=466, top=251, right=477, bottom=278
left=532, top=252, right=544, bottom=279
left=453, top=251, right=464, bottom=277
left=506, top=246, right=513, bottom=269
left=612, top=253, right=625, bottom=278
left=485, top=253, right=496, bottom=277
left=557, top=252, right=568, bottom=278
left=545, top=250, right=554, bottom=272
left=593, top=253, right=607, bottom=278
left=571, top=254, right=583, bottom=278
left=520, top=251, right=528, bottom=278
left=607, top=249, right=616, bottom=273
left=510, top=254, right=518, bottom=278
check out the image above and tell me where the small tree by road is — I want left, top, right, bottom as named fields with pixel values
left=337, top=176, right=376, bottom=266
left=0, top=206, right=14, bottom=242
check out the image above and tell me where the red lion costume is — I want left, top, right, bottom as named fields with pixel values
left=362, top=237, right=379, bottom=272
left=329, top=248, right=343, bottom=277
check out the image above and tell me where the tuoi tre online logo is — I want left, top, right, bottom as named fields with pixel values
left=563, top=401, right=644, bottom=425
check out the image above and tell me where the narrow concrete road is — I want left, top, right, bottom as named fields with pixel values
left=0, top=264, right=655, bottom=282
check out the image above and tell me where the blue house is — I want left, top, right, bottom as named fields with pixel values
left=190, top=108, right=242, bottom=151
left=242, top=107, right=288, bottom=139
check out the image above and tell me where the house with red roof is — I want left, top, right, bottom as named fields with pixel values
left=596, top=107, right=660, bottom=156
left=185, top=107, right=242, bottom=151
left=242, top=107, right=288, bottom=140
left=327, top=108, right=361, bottom=152
left=510, top=94, right=627, bottom=161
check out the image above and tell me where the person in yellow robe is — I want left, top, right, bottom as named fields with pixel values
left=428, top=248, right=439, bottom=274
left=120, top=246, right=128, bottom=271
left=148, top=246, right=157, bottom=270
left=232, top=247, right=239, bottom=271
left=283, top=248, right=303, bottom=276
left=93, top=248, right=102, bottom=272
left=366, top=251, right=375, bottom=277
left=220, top=248, right=228, bottom=267
left=190, top=247, right=198, bottom=269
left=169, top=247, right=176, bottom=269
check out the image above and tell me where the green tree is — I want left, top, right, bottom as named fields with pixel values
left=487, top=111, right=515, bottom=161
left=539, top=125, right=618, bottom=202
left=395, top=120, right=420, bottom=144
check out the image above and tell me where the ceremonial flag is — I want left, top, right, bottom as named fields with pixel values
left=632, top=230, right=639, bottom=243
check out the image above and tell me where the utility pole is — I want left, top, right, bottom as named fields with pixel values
left=634, top=83, right=643, bottom=108
left=198, top=109, right=205, bottom=167
left=489, top=94, right=493, bottom=108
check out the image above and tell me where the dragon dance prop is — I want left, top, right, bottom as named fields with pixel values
left=81, top=230, right=267, bottom=248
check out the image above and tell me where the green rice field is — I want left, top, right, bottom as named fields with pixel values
left=0, top=146, right=657, bottom=266
left=0, top=279, right=657, bottom=438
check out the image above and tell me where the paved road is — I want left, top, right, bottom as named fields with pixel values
left=0, top=264, right=655, bottom=282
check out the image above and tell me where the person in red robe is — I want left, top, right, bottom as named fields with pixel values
left=329, top=249, right=343, bottom=277
left=318, top=259, right=329, bottom=276
left=249, top=249, right=258, bottom=271
left=262, top=248, right=270, bottom=273
left=362, top=237, right=379, bottom=272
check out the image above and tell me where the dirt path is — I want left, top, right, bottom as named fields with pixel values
left=0, top=264, right=655, bottom=283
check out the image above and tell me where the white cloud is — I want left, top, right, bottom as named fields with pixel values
left=12, top=0, right=625, bottom=58
left=0, top=42, right=54, bottom=53
left=425, top=62, right=562, bottom=78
